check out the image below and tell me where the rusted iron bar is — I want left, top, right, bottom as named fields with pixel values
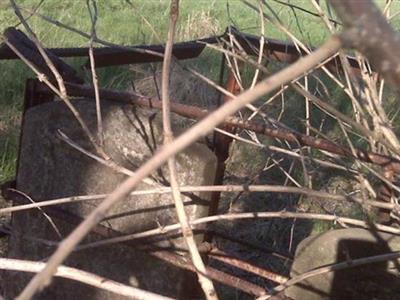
left=213, top=69, right=241, bottom=167
left=0, top=26, right=220, bottom=67
left=0, top=41, right=209, bottom=63
left=0, top=29, right=219, bottom=63
left=205, top=69, right=241, bottom=243
left=1, top=26, right=363, bottom=76
left=149, top=248, right=267, bottom=297
left=56, top=81, right=400, bottom=175
left=209, top=248, right=288, bottom=284
left=87, top=36, right=220, bottom=68
left=210, top=230, right=293, bottom=261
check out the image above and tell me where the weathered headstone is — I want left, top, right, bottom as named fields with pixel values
left=4, top=99, right=216, bottom=299
left=286, top=228, right=400, bottom=300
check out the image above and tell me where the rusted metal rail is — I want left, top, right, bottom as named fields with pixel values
left=0, top=28, right=220, bottom=66
left=1, top=26, right=363, bottom=74
left=204, top=69, right=241, bottom=243
left=27, top=80, right=400, bottom=178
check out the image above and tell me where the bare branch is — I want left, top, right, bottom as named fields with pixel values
left=2, top=183, right=394, bottom=216
left=1, top=258, right=172, bottom=300
left=329, top=0, right=400, bottom=87
left=7, top=189, right=62, bottom=239
left=87, top=0, right=104, bottom=147
left=77, top=211, right=400, bottom=251
left=161, top=1, right=217, bottom=298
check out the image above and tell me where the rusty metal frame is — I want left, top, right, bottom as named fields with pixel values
left=1, top=26, right=363, bottom=72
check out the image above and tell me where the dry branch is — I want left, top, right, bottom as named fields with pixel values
left=329, top=0, right=400, bottom=87
left=161, top=1, right=217, bottom=299
left=0, top=258, right=173, bottom=300
left=2, top=183, right=394, bottom=216
left=87, top=0, right=104, bottom=147
left=77, top=211, right=400, bottom=251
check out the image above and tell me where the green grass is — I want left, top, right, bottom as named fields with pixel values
left=1, top=0, right=400, bottom=184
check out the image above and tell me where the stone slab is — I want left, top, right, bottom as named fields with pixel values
left=4, top=99, right=216, bottom=299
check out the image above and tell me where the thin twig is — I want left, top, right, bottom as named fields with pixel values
left=8, top=189, right=62, bottom=239
left=77, top=211, right=400, bottom=251
left=271, top=0, right=341, bottom=25
left=2, top=183, right=393, bottom=216
left=87, top=0, right=104, bottom=147
left=249, top=1, right=265, bottom=89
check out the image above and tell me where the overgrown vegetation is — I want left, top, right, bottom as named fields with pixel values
left=0, top=0, right=370, bottom=182
left=2, top=0, right=400, bottom=298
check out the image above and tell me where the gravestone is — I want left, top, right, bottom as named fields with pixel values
left=286, top=228, right=400, bottom=300
left=4, top=99, right=217, bottom=299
